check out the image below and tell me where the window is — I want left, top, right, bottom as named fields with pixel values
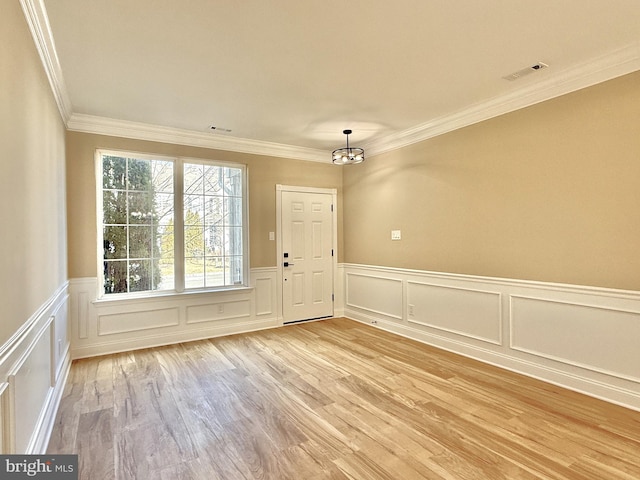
left=183, top=162, right=244, bottom=288
left=99, top=150, right=248, bottom=297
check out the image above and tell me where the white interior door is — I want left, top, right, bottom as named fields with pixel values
left=281, top=190, right=334, bottom=323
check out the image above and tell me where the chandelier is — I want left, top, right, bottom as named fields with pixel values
left=332, top=129, right=364, bottom=165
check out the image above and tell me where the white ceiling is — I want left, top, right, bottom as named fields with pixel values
left=40, top=0, right=640, bottom=159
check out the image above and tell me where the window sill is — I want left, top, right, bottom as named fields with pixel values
left=93, top=285, right=254, bottom=307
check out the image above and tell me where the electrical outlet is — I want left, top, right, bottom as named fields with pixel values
left=408, top=304, right=415, bottom=316
left=391, top=230, right=401, bottom=240
left=218, top=304, right=224, bottom=314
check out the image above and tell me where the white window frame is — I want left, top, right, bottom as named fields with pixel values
left=96, top=149, right=250, bottom=299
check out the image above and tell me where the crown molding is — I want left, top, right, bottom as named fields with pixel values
left=23, top=0, right=640, bottom=162
left=67, top=114, right=329, bottom=163
left=20, top=0, right=72, bottom=123
left=365, top=42, right=640, bottom=157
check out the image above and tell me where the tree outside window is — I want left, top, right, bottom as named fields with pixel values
left=99, top=151, right=246, bottom=296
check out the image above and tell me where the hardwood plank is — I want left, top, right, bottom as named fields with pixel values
left=76, top=408, right=114, bottom=479
left=46, top=360, right=86, bottom=453
left=80, top=356, right=115, bottom=413
left=157, top=458, right=224, bottom=480
left=48, top=318, right=640, bottom=479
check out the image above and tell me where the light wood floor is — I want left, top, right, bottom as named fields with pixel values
left=47, top=318, right=640, bottom=479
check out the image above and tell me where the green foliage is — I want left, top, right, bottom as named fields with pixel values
left=102, top=156, right=163, bottom=294
left=184, top=210, right=204, bottom=256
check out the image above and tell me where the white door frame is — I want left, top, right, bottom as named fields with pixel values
left=276, top=184, right=338, bottom=324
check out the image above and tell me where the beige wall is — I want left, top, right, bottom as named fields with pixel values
left=66, top=132, right=343, bottom=278
left=0, top=1, right=67, bottom=345
left=58, top=55, right=640, bottom=292
left=344, top=71, right=640, bottom=291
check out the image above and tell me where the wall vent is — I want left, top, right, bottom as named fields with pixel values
left=502, top=62, right=548, bottom=81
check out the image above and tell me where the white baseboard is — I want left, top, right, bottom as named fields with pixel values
left=72, top=317, right=280, bottom=359
left=341, top=264, right=640, bottom=412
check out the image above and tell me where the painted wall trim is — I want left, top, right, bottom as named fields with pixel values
left=340, top=263, right=640, bottom=412
left=341, top=263, right=640, bottom=299
left=66, top=41, right=640, bottom=163
left=29, top=347, right=71, bottom=454
left=19, top=0, right=72, bottom=123
left=0, top=282, right=68, bottom=362
left=23, top=0, right=640, bottom=163
left=364, top=42, right=640, bottom=157
left=70, top=268, right=279, bottom=358
left=0, top=282, right=70, bottom=453
left=67, top=114, right=329, bottom=163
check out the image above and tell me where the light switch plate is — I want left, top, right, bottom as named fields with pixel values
left=391, top=230, right=401, bottom=240
left=269, top=231, right=275, bottom=241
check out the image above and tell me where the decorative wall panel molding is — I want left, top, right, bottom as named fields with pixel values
left=98, top=307, right=180, bottom=335
left=342, top=263, right=640, bottom=411
left=255, top=277, right=274, bottom=316
left=407, top=281, right=502, bottom=345
left=510, top=295, right=640, bottom=383
left=0, top=283, right=70, bottom=454
left=334, top=264, right=345, bottom=318
left=186, top=300, right=251, bottom=324
left=51, top=298, right=69, bottom=383
left=345, top=273, right=403, bottom=320
left=9, top=320, right=52, bottom=454
left=0, top=382, right=8, bottom=453
left=69, top=268, right=278, bottom=358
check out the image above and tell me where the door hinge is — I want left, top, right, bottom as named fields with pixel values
left=332, top=293, right=335, bottom=302
left=331, top=204, right=334, bottom=212
left=331, top=249, right=334, bottom=256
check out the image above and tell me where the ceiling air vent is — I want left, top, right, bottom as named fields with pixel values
left=502, top=62, right=548, bottom=81
left=209, top=125, right=232, bottom=133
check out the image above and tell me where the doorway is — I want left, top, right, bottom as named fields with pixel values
left=276, top=185, right=337, bottom=324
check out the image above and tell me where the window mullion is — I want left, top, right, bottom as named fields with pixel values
left=174, top=158, right=185, bottom=292
left=125, top=158, right=131, bottom=293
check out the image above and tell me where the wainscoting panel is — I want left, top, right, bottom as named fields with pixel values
left=255, top=277, right=274, bottom=316
left=342, top=263, right=640, bottom=411
left=346, top=273, right=403, bottom=320
left=251, top=267, right=278, bottom=318
left=186, top=300, right=251, bottom=324
left=510, top=295, right=640, bottom=383
left=0, top=282, right=70, bottom=454
left=9, top=320, right=52, bottom=454
left=51, top=297, right=69, bottom=383
left=70, top=268, right=278, bottom=359
left=98, top=307, right=180, bottom=335
left=0, top=382, right=7, bottom=453
left=407, top=281, right=502, bottom=344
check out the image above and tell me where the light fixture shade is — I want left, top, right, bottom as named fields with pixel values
left=332, top=130, right=364, bottom=165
